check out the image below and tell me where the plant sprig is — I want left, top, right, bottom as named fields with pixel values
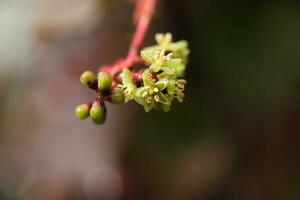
left=75, top=33, right=190, bottom=124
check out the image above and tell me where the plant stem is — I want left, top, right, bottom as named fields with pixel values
left=100, top=0, right=157, bottom=75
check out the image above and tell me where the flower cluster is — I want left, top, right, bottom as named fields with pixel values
left=75, top=33, right=189, bottom=124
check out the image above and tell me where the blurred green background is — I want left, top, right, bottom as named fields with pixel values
left=0, top=0, right=299, bottom=199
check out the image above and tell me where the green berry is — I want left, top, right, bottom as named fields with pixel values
left=97, top=71, right=113, bottom=90
left=110, top=88, right=125, bottom=104
left=90, top=102, right=106, bottom=125
left=75, top=104, right=90, bottom=119
left=80, top=71, right=96, bottom=87
left=92, top=117, right=105, bottom=125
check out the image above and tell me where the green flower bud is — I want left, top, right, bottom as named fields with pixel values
left=75, top=104, right=90, bottom=119
left=90, top=102, right=106, bottom=125
left=80, top=71, right=96, bottom=87
left=97, top=71, right=113, bottom=90
left=110, top=88, right=125, bottom=104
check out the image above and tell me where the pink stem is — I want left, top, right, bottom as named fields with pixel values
left=100, top=0, right=157, bottom=75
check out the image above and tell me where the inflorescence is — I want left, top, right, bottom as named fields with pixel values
left=75, top=33, right=190, bottom=124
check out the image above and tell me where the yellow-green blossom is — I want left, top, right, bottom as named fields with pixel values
left=141, top=49, right=185, bottom=76
left=119, top=68, right=137, bottom=102
left=155, top=33, right=190, bottom=62
left=142, top=32, right=190, bottom=67
left=134, top=71, right=173, bottom=112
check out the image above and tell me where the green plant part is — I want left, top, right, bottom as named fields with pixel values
left=167, top=79, right=187, bottom=103
left=110, top=87, right=125, bottom=104
left=98, top=71, right=113, bottom=90
left=75, top=104, right=90, bottom=119
left=90, top=102, right=106, bottom=124
left=119, top=68, right=137, bottom=102
left=142, top=33, right=190, bottom=63
left=155, top=33, right=190, bottom=61
left=75, top=33, right=189, bottom=125
left=141, top=49, right=185, bottom=77
left=74, top=1, right=190, bottom=125
left=134, top=71, right=173, bottom=112
left=80, top=71, right=96, bottom=87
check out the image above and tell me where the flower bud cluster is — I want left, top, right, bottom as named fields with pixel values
left=75, top=71, right=125, bottom=124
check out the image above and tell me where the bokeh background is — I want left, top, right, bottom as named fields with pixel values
left=0, top=0, right=300, bottom=199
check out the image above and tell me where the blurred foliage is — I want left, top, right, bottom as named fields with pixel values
left=123, top=0, right=300, bottom=199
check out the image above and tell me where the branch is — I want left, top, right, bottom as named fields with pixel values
left=100, top=0, right=157, bottom=76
